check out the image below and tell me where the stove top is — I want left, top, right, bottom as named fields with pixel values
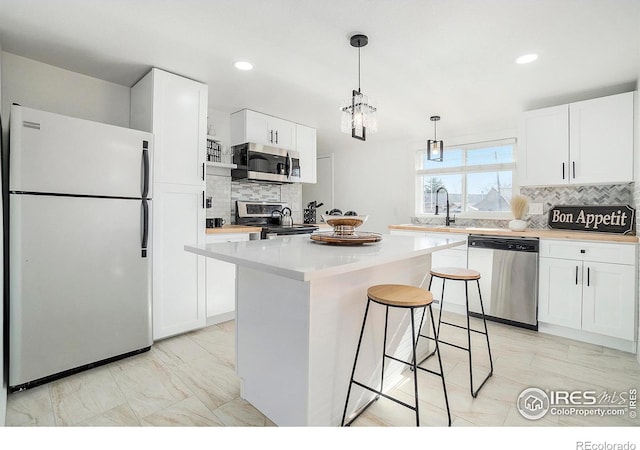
left=235, top=200, right=319, bottom=238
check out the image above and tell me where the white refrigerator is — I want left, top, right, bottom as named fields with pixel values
left=8, top=105, right=153, bottom=390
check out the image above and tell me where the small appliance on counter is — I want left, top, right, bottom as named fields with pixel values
left=236, top=200, right=318, bottom=239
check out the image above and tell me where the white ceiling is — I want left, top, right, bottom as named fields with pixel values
left=0, top=0, right=639, bottom=143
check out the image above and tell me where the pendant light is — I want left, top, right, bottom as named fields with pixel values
left=340, top=34, right=377, bottom=141
left=427, top=115, right=444, bottom=162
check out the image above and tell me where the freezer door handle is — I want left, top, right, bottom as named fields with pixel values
left=142, top=141, right=150, bottom=198
left=141, top=199, right=149, bottom=258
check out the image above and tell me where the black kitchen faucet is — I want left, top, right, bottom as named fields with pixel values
left=435, top=187, right=455, bottom=226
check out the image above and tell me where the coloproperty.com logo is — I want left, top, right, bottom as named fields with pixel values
left=517, top=387, right=637, bottom=420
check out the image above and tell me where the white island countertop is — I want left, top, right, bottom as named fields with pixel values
left=185, top=233, right=465, bottom=281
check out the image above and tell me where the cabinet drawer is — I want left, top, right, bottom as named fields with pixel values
left=540, top=239, right=636, bottom=265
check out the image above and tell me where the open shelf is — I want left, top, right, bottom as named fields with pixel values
left=207, top=135, right=221, bottom=141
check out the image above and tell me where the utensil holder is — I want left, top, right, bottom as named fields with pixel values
left=303, top=209, right=316, bottom=224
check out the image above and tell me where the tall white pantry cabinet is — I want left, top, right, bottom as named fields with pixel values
left=130, top=68, right=207, bottom=340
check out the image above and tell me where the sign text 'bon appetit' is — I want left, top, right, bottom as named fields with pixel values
left=547, top=205, right=635, bottom=234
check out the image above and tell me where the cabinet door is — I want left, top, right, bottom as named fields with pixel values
left=152, top=183, right=206, bottom=339
left=569, top=92, right=634, bottom=184
left=244, top=110, right=271, bottom=146
left=269, top=116, right=296, bottom=150
left=296, top=124, right=317, bottom=183
left=538, top=257, right=582, bottom=329
left=151, top=69, right=207, bottom=186
left=205, top=234, right=250, bottom=322
left=581, top=262, right=635, bottom=340
left=232, top=110, right=296, bottom=150
left=518, top=104, right=569, bottom=186
left=206, top=259, right=237, bottom=320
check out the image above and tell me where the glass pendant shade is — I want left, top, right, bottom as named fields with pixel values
left=341, top=34, right=377, bottom=141
left=341, top=90, right=377, bottom=140
left=427, top=139, right=443, bottom=162
left=427, top=115, right=444, bottom=162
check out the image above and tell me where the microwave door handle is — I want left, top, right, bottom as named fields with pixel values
left=287, top=153, right=292, bottom=180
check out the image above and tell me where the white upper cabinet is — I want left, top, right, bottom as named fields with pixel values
left=231, top=109, right=296, bottom=150
left=518, top=104, right=569, bottom=186
left=131, top=69, right=208, bottom=186
left=569, top=92, right=634, bottom=184
left=518, top=91, right=634, bottom=186
left=296, top=124, right=317, bottom=183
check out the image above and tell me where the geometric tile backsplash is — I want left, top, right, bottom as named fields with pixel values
left=520, top=183, right=634, bottom=228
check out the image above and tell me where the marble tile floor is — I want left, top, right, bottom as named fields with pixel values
left=6, top=312, right=640, bottom=428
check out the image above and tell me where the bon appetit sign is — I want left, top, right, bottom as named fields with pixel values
left=548, top=205, right=636, bottom=234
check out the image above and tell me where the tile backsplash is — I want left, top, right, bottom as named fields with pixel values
left=411, top=183, right=636, bottom=231
left=520, top=183, right=634, bottom=229
left=207, top=171, right=303, bottom=224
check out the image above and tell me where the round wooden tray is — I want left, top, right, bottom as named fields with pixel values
left=310, top=231, right=382, bottom=245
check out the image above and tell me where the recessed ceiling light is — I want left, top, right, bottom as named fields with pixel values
left=515, top=53, right=538, bottom=64
left=234, top=61, right=254, bottom=71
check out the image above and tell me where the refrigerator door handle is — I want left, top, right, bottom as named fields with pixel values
left=141, top=198, right=149, bottom=258
left=142, top=141, right=150, bottom=198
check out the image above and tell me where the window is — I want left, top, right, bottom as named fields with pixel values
left=415, top=139, right=517, bottom=217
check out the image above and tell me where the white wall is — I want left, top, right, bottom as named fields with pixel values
left=1, top=52, right=130, bottom=128
left=317, top=132, right=415, bottom=234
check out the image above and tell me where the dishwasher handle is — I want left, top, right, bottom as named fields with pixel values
left=468, top=235, right=539, bottom=252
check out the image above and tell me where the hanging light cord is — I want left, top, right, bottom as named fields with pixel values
left=358, top=44, right=361, bottom=93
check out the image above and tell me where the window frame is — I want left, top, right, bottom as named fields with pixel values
left=415, top=138, right=519, bottom=219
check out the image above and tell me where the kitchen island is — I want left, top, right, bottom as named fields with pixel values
left=185, top=233, right=465, bottom=426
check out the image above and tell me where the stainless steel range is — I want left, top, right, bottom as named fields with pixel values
left=235, top=201, right=319, bottom=239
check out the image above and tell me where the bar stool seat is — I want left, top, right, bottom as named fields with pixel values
left=419, top=267, right=493, bottom=398
left=342, top=284, right=451, bottom=427
left=430, top=267, right=480, bottom=280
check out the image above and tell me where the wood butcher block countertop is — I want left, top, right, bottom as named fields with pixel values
left=388, top=224, right=639, bottom=243
left=206, top=225, right=262, bottom=234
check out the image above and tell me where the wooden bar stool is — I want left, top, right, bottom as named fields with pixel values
left=418, top=267, right=493, bottom=398
left=341, top=284, right=451, bottom=427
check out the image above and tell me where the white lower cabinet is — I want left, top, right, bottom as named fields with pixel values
left=152, top=183, right=206, bottom=340
left=538, top=239, right=637, bottom=344
left=205, top=233, right=251, bottom=325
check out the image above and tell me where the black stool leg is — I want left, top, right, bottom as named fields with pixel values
left=410, top=306, right=420, bottom=426
left=342, top=298, right=372, bottom=426
left=420, top=276, right=446, bottom=361
left=428, top=303, right=451, bottom=426
left=466, top=279, right=493, bottom=398
left=380, top=305, right=389, bottom=393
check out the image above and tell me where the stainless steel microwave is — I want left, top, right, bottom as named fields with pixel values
left=231, top=142, right=300, bottom=183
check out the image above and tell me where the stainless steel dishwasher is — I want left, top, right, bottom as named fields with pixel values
left=467, top=235, right=539, bottom=330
